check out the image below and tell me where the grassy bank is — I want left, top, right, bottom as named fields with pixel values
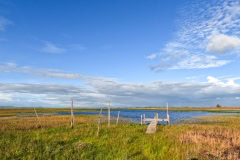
left=1, top=114, right=240, bottom=159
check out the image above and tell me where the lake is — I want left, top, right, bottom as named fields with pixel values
left=58, top=110, right=231, bottom=124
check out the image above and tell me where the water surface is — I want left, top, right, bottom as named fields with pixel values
left=58, top=110, right=226, bottom=124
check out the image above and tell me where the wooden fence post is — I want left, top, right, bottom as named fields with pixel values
left=155, top=113, right=159, bottom=125
left=97, top=108, right=102, bottom=136
left=166, top=102, right=170, bottom=125
left=34, top=107, right=41, bottom=127
left=166, top=102, right=169, bottom=117
left=143, top=114, right=145, bottom=124
left=108, top=101, right=111, bottom=127
left=116, top=111, right=120, bottom=125
left=141, top=115, right=143, bottom=125
left=70, top=98, right=74, bottom=128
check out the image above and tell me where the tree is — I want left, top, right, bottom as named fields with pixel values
left=216, top=104, right=221, bottom=108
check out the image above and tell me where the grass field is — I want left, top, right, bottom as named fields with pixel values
left=1, top=109, right=240, bottom=159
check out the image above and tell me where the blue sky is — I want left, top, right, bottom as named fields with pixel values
left=0, top=0, right=240, bottom=107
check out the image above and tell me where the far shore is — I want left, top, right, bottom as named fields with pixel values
left=1, top=106, right=240, bottom=116
left=127, top=107, right=240, bottom=112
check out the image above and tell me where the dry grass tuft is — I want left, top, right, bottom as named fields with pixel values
left=179, top=126, right=240, bottom=160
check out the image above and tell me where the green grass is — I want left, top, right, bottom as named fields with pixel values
left=0, top=115, right=188, bottom=160
left=1, top=114, right=240, bottom=159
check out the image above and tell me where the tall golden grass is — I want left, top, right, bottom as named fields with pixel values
left=179, top=116, right=240, bottom=160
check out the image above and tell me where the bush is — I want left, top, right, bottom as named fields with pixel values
left=216, top=104, right=222, bottom=108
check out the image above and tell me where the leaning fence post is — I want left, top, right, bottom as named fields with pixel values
left=97, top=108, right=102, bottom=136
left=70, top=98, right=74, bottom=128
left=34, top=107, right=41, bottom=127
left=116, top=111, right=120, bottom=125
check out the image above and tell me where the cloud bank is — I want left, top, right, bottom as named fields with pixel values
left=0, top=63, right=240, bottom=107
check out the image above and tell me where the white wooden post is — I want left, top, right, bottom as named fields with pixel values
left=70, top=98, right=74, bottom=128
left=141, top=115, right=143, bottom=125
left=116, top=111, right=120, bottom=125
left=108, top=101, right=111, bottom=127
left=166, top=102, right=170, bottom=125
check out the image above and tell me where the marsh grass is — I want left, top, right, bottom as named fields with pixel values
left=179, top=116, right=240, bottom=160
left=0, top=115, right=186, bottom=159
left=1, top=114, right=240, bottom=159
left=179, top=127, right=240, bottom=159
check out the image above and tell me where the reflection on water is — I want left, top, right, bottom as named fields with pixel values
left=58, top=110, right=224, bottom=124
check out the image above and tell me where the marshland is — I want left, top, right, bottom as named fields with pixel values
left=1, top=0, right=240, bottom=159
left=1, top=108, right=240, bottom=160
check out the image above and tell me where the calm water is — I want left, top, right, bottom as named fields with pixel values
left=58, top=110, right=227, bottom=124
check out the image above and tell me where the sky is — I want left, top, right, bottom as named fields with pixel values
left=0, top=0, right=240, bottom=107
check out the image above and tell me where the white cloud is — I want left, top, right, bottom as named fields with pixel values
left=0, top=93, right=12, bottom=101
left=151, top=54, right=230, bottom=71
left=41, top=42, right=85, bottom=54
left=170, top=55, right=230, bottom=70
left=146, top=54, right=157, bottom=60
left=0, top=16, right=12, bottom=32
left=0, top=63, right=115, bottom=84
left=207, top=76, right=225, bottom=86
left=226, top=77, right=240, bottom=86
left=147, top=0, right=240, bottom=70
left=0, top=62, right=61, bottom=74
left=207, top=32, right=240, bottom=53
left=42, top=42, right=66, bottom=54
